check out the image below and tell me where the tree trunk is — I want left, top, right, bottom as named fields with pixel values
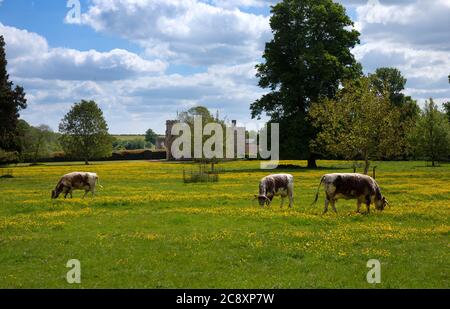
left=307, top=157, right=317, bottom=169
left=363, top=158, right=370, bottom=175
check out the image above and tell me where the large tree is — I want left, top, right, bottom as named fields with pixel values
left=251, top=0, right=361, bottom=167
left=59, top=100, right=112, bottom=165
left=309, top=77, right=404, bottom=174
left=409, top=99, right=450, bottom=167
left=0, top=35, right=27, bottom=152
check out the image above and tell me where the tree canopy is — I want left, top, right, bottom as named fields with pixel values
left=444, top=76, right=450, bottom=122
left=251, top=0, right=361, bottom=167
left=309, top=77, right=404, bottom=174
left=145, top=128, right=158, bottom=146
left=17, top=121, right=60, bottom=162
left=0, top=35, right=27, bottom=152
left=443, top=102, right=450, bottom=122
left=369, top=67, right=407, bottom=106
left=409, top=99, right=450, bottom=166
left=59, top=100, right=112, bottom=165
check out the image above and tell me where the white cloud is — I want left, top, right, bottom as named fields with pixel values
left=0, top=23, right=167, bottom=81
left=209, top=0, right=275, bottom=9
left=350, top=0, right=450, bottom=105
left=15, top=62, right=266, bottom=133
left=79, top=0, right=271, bottom=66
left=338, top=0, right=417, bottom=6
left=356, top=0, right=450, bottom=50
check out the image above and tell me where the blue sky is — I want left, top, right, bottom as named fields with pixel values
left=0, top=0, right=449, bottom=134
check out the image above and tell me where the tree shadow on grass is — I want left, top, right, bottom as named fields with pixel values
left=223, top=165, right=351, bottom=174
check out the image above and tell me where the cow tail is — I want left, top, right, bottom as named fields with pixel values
left=96, top=176, right=104, bottom=189
left=311, top=176, right=325, bottom=206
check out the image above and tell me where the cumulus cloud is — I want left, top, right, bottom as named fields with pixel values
left=351, top=0, right=450, bottom=104
left=338, top=0, right=417, bottom=6
left=208, top=0, right=275, bottom=8
left=0, top=23, right=167, bottom=81
left=356, top=0, right=450, bottom=50
left=15, top=62, right=266, bottom=133
left=78, top=0, right=271, bottom=66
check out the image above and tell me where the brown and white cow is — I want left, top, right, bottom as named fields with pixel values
left=255, top=174, right=294, bottom=208
left=312, top=173, right=388, bottom=214
left=51, top=172, right=102, bottom=199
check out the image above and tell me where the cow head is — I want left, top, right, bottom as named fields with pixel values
left=375, top=196, right=388, bottom=210
left=255, top=195, right=270, bottom=207
left=51, top=189, right=61, bottom=199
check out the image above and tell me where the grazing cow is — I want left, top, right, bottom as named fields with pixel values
left=312, top=173, right=388, bottom=214
left=51, top=172, right=102, bottom=199
left=255, top=174, right=294, bottom=208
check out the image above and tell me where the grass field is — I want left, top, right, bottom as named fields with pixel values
left=0, top=160, right=448, bottom=288
left=112, top=135, right=146, bottom=141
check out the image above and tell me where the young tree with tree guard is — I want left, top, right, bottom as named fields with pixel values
left=177, top=106, right=226, bottom=171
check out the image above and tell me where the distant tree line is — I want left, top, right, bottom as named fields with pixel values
left=111, top=129, right=158, bottom=151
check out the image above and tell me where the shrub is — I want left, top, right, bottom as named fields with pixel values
left=183, top=164, right=221, bottom=183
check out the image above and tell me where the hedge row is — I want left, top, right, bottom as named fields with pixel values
left=1, top=149, right=167, bottom=164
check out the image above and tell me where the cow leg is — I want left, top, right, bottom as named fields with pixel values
left=267, top=195, right=274, bottom=207
left=288, top=182, right=294, bottom=208
left=62, top=187, right=68, bottom=199
left=323, top=199, right=329, bottom=214
left=365, top=195, right=371, bottom=214
left=280, top=196, right=285, bottom=208
left=331, top=200, right=338, bottom=214
left=83, top=190, right=88, bottom=199
left=356, top=201, right=362, bottom=213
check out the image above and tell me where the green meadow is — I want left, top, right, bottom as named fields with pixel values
left=0, top=160, right=448, bottom=288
